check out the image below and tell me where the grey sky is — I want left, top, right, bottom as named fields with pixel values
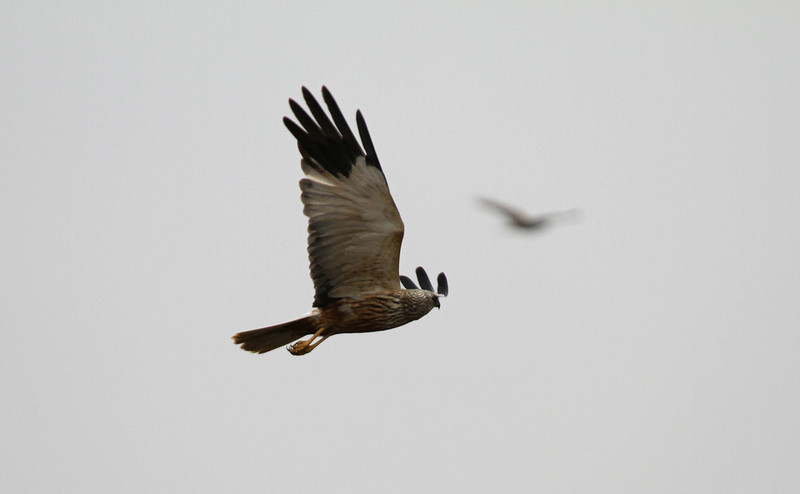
left=2, top=2, right=799, bottom=492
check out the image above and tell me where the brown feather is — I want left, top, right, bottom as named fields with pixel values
left=232, top=316, right=318, bottom=354
left=233, top=88, right=445, bottom=356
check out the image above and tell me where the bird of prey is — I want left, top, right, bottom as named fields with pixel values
left=233, top=87, right=447, bottom=356
left=479, top=197, right=578, bottom=231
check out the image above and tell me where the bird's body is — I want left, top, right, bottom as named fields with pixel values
left=318, top=291, right=440, bottom=333
left=479, top=197, right=578, bottom=231
left=232, top=87, right=447, bottom=356
left=233, top=290, right=439, bottom=355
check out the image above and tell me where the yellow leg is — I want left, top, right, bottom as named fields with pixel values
left=288, top=327, right=327, bottom=355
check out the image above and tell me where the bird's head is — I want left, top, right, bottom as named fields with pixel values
left=400, top=266, right=448, bottom=310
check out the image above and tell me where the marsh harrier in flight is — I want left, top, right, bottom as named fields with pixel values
left=233, top=87, right=447, bottom=355
left=479, top=197, right=579, bottom=231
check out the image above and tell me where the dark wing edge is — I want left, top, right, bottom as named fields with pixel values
left=285, top=87, right=401, bottom=307
left=478, top=197, right=533, bottom=226
left=400, top=275, right=418, bottom=290
left=284, top=86, right=382, bottom=179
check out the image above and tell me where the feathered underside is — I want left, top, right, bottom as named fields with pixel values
left=232, top=87, right=448, bottom=356
left=284, top=87, right=405, bottom=308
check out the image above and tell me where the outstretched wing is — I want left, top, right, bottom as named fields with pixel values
left=478, top=197, right=532, bottom=226
left=284, top=87, right=404, bottom=307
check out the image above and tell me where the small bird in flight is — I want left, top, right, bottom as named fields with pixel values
left=479, top=197, right=579, bottom=231
left=233, top=87, right=447, bottom=356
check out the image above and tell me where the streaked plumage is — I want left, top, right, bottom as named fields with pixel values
left=233, top=87, right=447, bottom=355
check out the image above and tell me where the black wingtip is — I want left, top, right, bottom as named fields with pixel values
left=405, top=268, right=448, bottom=296
left=356, top=110, right=381, bottom=168
left=400, top=275, right=418, bottom=290
left=321, top=85, right=331, bottom=98
left=283, top=117, right=306, bottom=142
left=285, top=86, right=367, bottom=178
left=415, top=266, right=434, bottom=292
left=436, top=272, right=448, bottom=297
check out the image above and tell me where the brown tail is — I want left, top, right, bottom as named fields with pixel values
left=232, top=315, right=317, bottom=354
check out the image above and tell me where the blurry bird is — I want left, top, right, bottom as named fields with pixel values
left=233, top=87, right=447, bottom=356
left=479, top=197, right=579, bottom=231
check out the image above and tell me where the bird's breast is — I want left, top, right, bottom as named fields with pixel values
left=318, top=293, right=411, bottom=335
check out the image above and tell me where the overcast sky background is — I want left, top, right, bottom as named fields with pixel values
left=2, top=2, right=799, bottom=492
